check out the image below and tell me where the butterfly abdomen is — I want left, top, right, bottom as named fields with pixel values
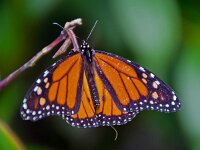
left=81, top=41, right=100, bottom=108
left=86, top=73, right=100, bottom=108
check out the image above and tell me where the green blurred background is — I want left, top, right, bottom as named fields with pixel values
left=0, top=0, right=200, bottom=150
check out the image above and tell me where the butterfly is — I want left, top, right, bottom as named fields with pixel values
left=20, top=40, right=181, bottom=128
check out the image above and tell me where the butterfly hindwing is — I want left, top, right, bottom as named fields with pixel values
left=63, top=69, right=138, bottom=128
left=93, top=70, right=138, bottom=126
left=63, top=71, right=99, bottom=128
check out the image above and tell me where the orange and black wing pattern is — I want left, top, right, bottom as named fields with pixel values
left=93, top=69, right=137, bottom=126
left=20, top=51, right=84, bottom=121
left=63, top=69, right=137, bottom=128
left=62, top=71, right=98, bottom=127
left=92, top=51, right=181, bottom=126
left=21, top=41, right=181, bottom=128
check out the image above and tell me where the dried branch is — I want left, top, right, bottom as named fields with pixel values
left=0, top=18, right=82, bottom=91
left=53, top=38, right=71, bottom=58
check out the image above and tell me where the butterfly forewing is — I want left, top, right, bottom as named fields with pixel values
left=94, top=51, right=181, bottom=114
left=20, top=52, right=84, bottom=121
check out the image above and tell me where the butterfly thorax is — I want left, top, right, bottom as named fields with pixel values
left=80, top=40, right=93, bottom=64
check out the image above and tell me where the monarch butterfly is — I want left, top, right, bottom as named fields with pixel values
left=20, top=33, right=181, bottom=128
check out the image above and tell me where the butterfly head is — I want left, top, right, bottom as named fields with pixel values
left=80, top=40, right=93, bottom=63
left=80, top=40, right=90, bottom=52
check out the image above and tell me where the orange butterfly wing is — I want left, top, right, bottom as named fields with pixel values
left=62, top=51, right=150, bottom=128
left=93, top=70, right=137, bottom=126
left=21, top=52, right=84, bottom=121
left=63, top=69, right=137, bottom=128
left=94, top=53, right=148, bottom=111
left=63, top=71, right=98, bottom=127
left=91, top=51, right=180, bottom=125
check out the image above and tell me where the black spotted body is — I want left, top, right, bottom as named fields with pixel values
left=81, top=41, right=100, bottom=107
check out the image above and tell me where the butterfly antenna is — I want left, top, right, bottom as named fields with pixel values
left=110, top=126, right=118, bottom=141
left=53, top=22, right=80, bottom=40
left=86, top=20, right=98, bottom=41
left=53, top=22, right=64, bottom=30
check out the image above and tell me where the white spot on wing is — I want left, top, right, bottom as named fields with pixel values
left=43, top=70, right=49, bottom=77
left=150, top=73, right=155, bottom=78
left=23, top=98, right=27, bottom=103
left=34, top=86, right=39, bottom=92
left=36, top=79, right=41, bottom=84
left=23, top=103, right=27, bottom=109
left=155, top=81, right=160, bottom=85
left=46, top=105, right=50, bottom=110
left=32, top=111, right=36, bottom=115
left=139, top=66, right=145, bottom=72
left=150, top=100, right=154, bottom=105
left=173, top=95, right=177, bottom=101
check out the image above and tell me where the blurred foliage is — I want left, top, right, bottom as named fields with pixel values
left=0, top=0, right=199, bottom=150
left=0, top=120, right=24, bottom=150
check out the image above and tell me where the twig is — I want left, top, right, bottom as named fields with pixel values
left=0, top=18, right=82, bottom=91
left=53, top=38, right=71, bottom=58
